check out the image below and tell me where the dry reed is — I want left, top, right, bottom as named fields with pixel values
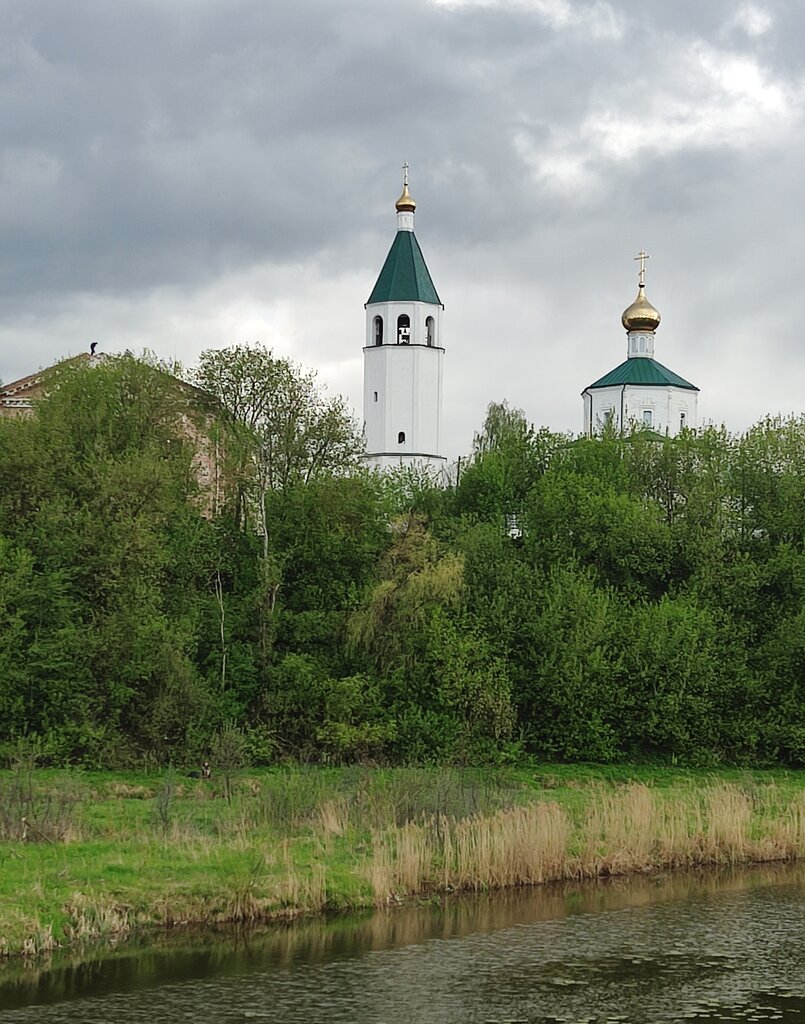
left=273, top=839, right=328, bottom=910
left=367, top=783, right=805, bottom=905
left=62, top=895, right=132, bottom=943
left=447, top=802, right=570, bottom=889
left=316, top=798, right=351, bottom=838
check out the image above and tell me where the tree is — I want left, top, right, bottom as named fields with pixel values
left=349, top=513, right=464, bottom=677
left=189, top=345, right=364, bottom=662
left=513, top=564, right=624, bottom=761
left=0, top=356, right=219, bottom=764
left=455, top=402, right=563, bottom=524
left=348, top=514, right=513, bottom=761
left=190, top=344, right=362, bottom=496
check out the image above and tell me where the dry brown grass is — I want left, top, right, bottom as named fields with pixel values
left=104, top=783, right=154, bottom=800
left=447, top=802, right=570, bottom=889
left=369, top=821, right=431, bottom=897
left=758, top=788, right=805, bottom=861
left=367, top=783, right=805, bottom=905
left=316, top=798, right=351, bottom=838
left=272, top=840, right=328, bottom=910
left=700, top=785, right=753, bottom=863
left=62, top=895, right=132, bottom=943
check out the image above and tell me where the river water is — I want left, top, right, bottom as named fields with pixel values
left=0, top=864, right=802, bottom=1023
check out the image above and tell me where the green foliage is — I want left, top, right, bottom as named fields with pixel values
left=0, top=354, right=802, bottom=768
left=348, top=513, right=464, bottom=675
left=189, top=343, right=362, bottom=494
left=516, top=565, right=623, bottom=762
left=456, top=401, right=563, bottom=522
left=258, top=655, right=393, bottom=763
left=425, top=612, right=515, bottom=760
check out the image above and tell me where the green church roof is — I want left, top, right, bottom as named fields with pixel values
left=367, top=231, right=442, bottom=306
left=585, top=357, right=698, bottom=392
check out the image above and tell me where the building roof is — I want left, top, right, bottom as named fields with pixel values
left=367, top=231, right=442, bottom=306
left=0, top=352, right=215, bottom=421
left=0, top=353, right=97, bottom=415
left=585, top=357, right=698, bottom=392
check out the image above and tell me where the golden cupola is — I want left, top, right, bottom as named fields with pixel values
left=395, top=181, right=416, bottom=213
left=622, top=284, right=661, bottom=332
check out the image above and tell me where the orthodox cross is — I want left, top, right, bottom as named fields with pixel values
left=634, top=249, right=650, bottom=287
left=402, top=161, right=410, bottom=187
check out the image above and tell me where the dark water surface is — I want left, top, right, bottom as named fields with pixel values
left=0, top=864, right=802, bottom=1023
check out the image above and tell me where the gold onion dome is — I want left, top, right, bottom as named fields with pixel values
left=622, top=284, right=661, bottom=332
left=395, top=182, right=416, bottom=212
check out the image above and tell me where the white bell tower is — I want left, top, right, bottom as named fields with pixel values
left=362, top=166, right=446, bottom=472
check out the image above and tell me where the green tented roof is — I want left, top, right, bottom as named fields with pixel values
left=367, top=231, right=442, bottom=305
left=585, top=357, right=698, bottom=391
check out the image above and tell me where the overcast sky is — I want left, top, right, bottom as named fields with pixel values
left=2, top=0, right=803, bottom=457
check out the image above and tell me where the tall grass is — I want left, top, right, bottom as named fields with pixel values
left=0, top=768, right=84, bottom=843
left=367, top=783, right=805, bottom=904
left=1, top=767, right=803, bottom=958
left=250, top=767, right=524, bottom=832
left=62, top=895, right=132, bottom=944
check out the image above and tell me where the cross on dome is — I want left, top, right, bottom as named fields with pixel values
left=634, top=249, right=650, bottom=288
left=622, top=249, right=660, bottom=333
left=395, top=162, right=416, bottom=214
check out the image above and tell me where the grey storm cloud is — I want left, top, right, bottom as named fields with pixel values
left=2, top=0, right=804, bottom=452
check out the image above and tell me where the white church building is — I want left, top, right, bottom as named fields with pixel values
left=362, top=170, right=446, bottom=472
left=582, top=252, right=699, bottom=437
left=359, top=175, right=700, bottom=459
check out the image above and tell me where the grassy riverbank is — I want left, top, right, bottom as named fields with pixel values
left=0, top=765, right=803, bottom=956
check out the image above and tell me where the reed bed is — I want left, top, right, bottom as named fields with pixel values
left=367, top=783, right=805, bottom=904
left=1, top=767, right=803, bottom=958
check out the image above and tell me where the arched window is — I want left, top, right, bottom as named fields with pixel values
left=398, top=431, right=406, bottom=444
left=373, top=316, right=383, bottom=346
left=397, top=314, right=410, bottom=344
left=425, top=316, right=434, bottom=346
left=373, top=391, right=378, bottom=402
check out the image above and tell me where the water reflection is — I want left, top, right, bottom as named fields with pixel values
left=0, top=863, right=802, bottom=1022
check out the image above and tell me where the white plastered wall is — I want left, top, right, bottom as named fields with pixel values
left=363, top=332, right=444, bottom=465
left=583, top=384, right=698, bottom=436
